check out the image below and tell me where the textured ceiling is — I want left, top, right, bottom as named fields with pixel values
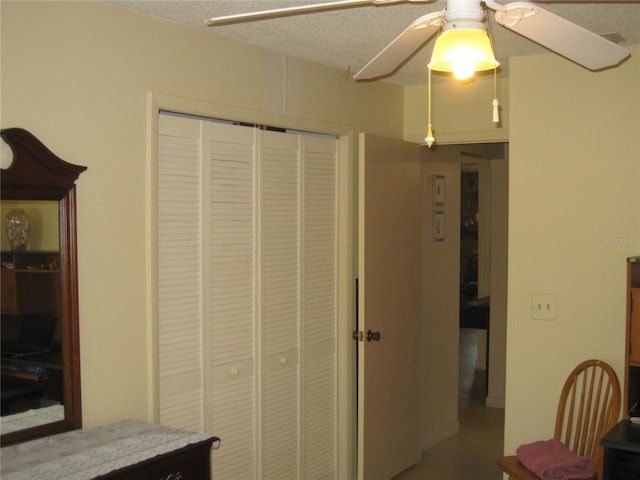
left=108, top=1, right=640, bottom=85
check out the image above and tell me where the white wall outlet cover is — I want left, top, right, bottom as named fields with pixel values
left=531, top=293, right=558, bottom=320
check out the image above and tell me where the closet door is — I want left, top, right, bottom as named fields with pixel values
left=157, top=113, right=339, bottom=480
left=157, top=114, right=205, bottom=432
left=259, top=131, right=339, bottom=480
left=300, top=136, right=338, bottom=480
left=260, top=130, right=301, bottom=480
left=206, top=122, right=257, bottom=479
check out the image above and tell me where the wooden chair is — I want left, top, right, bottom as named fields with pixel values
left=498, top=359, right=621, bottom=480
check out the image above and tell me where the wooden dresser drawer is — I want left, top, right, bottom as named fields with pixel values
left=95, top=438, right=213, bottom=480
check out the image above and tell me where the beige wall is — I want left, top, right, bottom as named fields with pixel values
left=505, top=48, right=640, bottom=452
left=404, top=74, right=510, bottom=145
left=420, top=147, right=462, bottom=450
left=0, top=0, right=403, bottom=438
left=488, top=157, right=509, bottom=409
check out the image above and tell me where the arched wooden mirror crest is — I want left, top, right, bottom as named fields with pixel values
left=1, top=128, right=85, bottom=446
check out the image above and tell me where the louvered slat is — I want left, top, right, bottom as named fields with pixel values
left=303, top=350, right=338, bottom=480
left=209, top=372, right=256, bottom=480
left=303, top=145, right=338, bottom=349
left=207, top=123, right=256, bottom=366
left=261, top=131, right=300, bottom=358
left=262, top=364, right=300, bottom=480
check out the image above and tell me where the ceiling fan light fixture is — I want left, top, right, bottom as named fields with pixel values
left=428, top=25, right=499, bottom=81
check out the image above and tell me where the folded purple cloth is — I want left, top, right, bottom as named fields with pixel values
left=516, top=439, right=593, bottom=480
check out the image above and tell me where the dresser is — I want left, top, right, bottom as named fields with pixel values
left=0, top=420, right=219, bottom=479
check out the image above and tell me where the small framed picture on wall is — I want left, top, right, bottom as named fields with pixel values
left=433, top=211, right=445, bottom=242
left=432, top=175, right=445, bottom=206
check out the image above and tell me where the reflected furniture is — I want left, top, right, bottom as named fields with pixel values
left=1, top=419, right=220, bottom=479
left=1, top=251, right=60, bottom=315
left=1, top=128, right=85, bottom=446
left=497, top=359, right=621, bottom=480
left=1, top=349, right=63, bottom=418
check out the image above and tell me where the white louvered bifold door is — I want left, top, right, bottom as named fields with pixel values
left=300, top=136, right=338, bottom=480
left=206, top=122, right=257, bottom=480
left=260, top=130, right=301, bottom=480
left=158, top=114, right=204, bottom=432
left=157, top=113, right=338, bottom=480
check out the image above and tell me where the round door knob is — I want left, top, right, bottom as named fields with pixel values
left=366, top=330, right=381, bottom=342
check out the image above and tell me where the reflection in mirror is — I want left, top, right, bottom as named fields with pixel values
left=0, top=128, right=86, bottom=446
left=1, top=200, right=65, bottom=433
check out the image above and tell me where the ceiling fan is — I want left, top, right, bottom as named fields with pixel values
left=206, top=0, right=630, bottom=81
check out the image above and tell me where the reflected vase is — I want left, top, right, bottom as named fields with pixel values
left=5, top=208, right=30, bottom=251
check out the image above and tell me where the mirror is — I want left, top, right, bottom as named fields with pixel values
left=0, top=128, right=85, bottom=446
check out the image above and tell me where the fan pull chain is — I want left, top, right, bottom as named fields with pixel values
left=487, top=19, right=500, bottom=124
left=425, top=68, right=435, bottom=148
left=492, top=67, right=500, bottom=123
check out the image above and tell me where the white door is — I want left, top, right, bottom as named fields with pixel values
left=358, top=133, right=422, bottom=480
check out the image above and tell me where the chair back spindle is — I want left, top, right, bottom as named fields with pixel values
left=498, top=359, right=620, bottom=480
left=554, top=360, right=621, bottom=477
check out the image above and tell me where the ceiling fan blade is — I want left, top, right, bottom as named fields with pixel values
left=495, top=1, right=630, bottom=70
left=207, top=0, right=380, bottom=26
left=354, top=10, right=444, bottom=80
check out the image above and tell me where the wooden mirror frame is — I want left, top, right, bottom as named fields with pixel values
left=1, top=128, right=85, bottom=446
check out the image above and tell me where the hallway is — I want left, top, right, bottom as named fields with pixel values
left=394, top=328, right=505, bottom=480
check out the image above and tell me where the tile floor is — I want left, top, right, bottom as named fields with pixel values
left=393, top=328, right=505, bottom=480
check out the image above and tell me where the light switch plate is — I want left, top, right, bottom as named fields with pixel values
left=531, top=293, right=557, bottom=320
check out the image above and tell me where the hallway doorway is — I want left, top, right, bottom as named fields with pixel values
left=393, top=328, right=505, bottom=479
